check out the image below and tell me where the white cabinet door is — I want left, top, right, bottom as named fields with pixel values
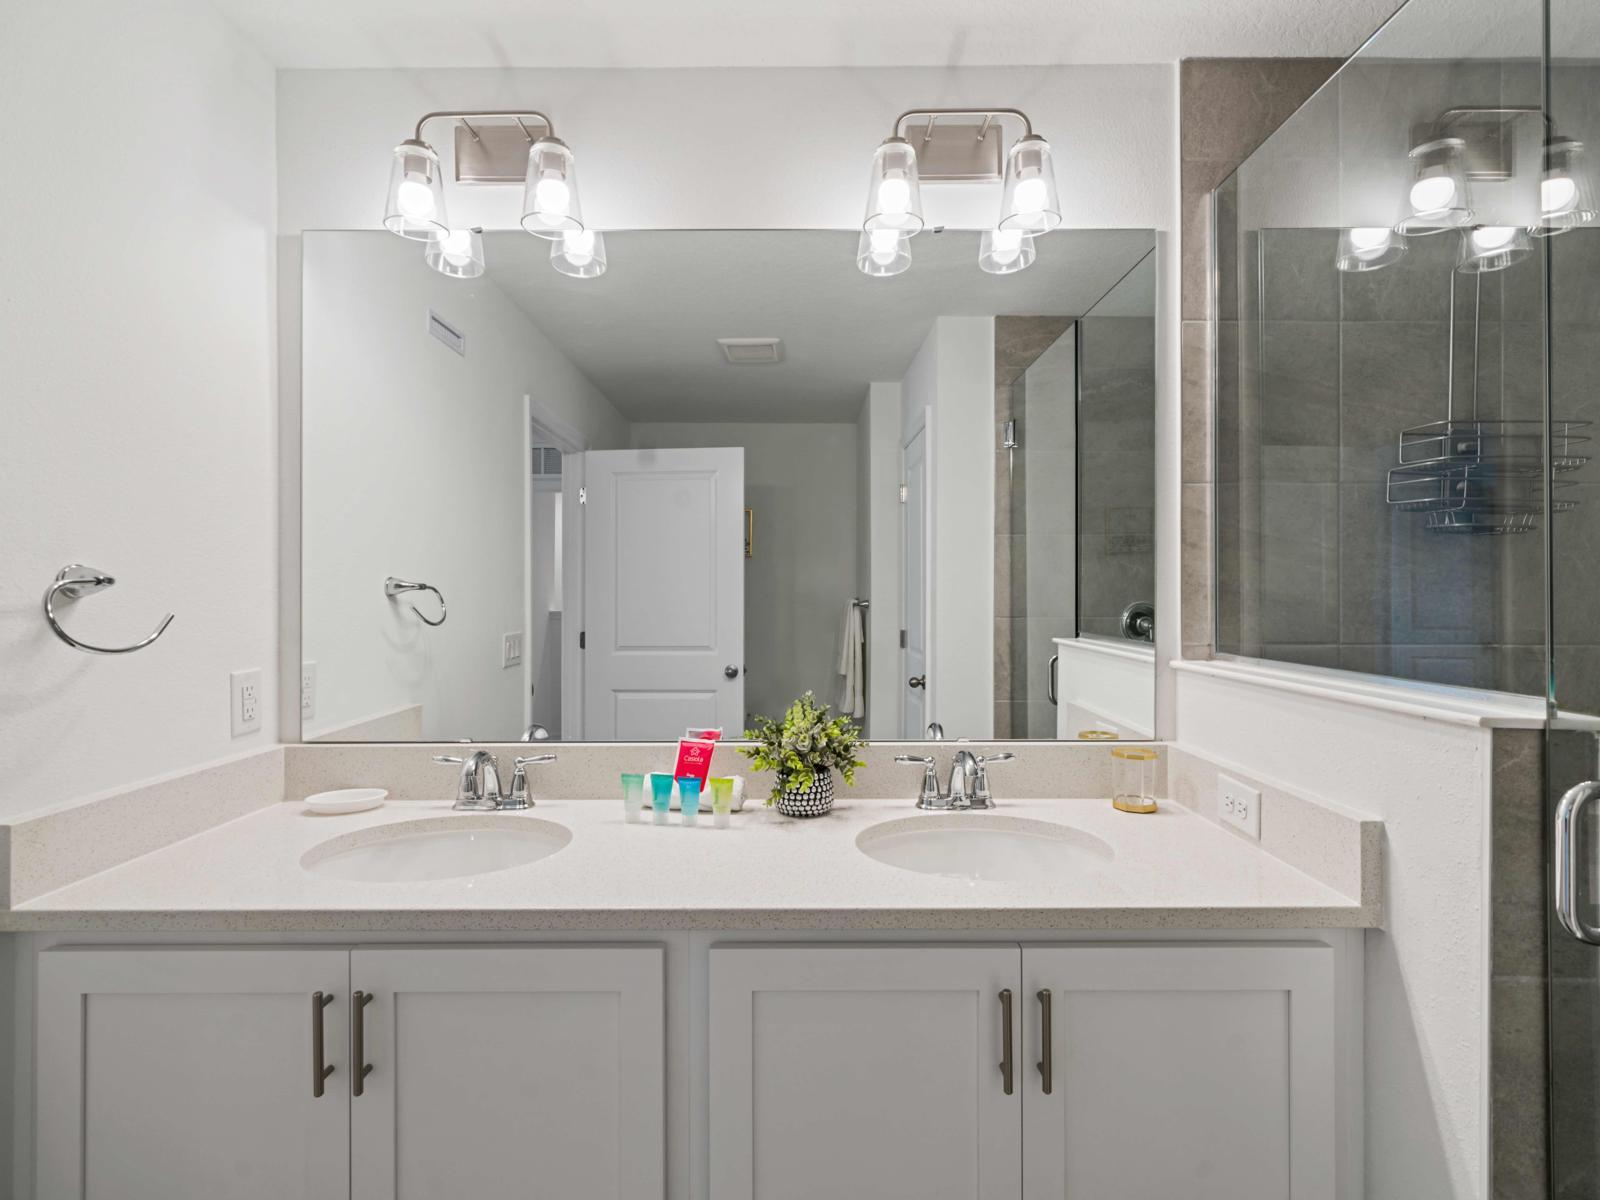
left=710, top=945, right=1021, bottom=1200
left=350, top=945, right=664, bottom=1200
left=1022, top=944, right=1336, bottom=1200
left=36, top=946, right=351, bottom=1200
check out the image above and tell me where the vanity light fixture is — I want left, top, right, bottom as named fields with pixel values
left=1335, top=226, right=1406, bottom=273
left=1534, top=137, right=1598, bottom=236
left=856, top=228, right=913, bottom=277
left=385, top=110, right=604, bottom=279
left=856, top=108, right=1058, bottom=276
left=1398, top=136, right=1473, bottom=234
left=1456, top=224, right=1532, bottom=274
left=551, top=229, right=607, bottom=278
left=978, top=228, right=1036, bottom=275
left=425, top=227, right=486, bottom=278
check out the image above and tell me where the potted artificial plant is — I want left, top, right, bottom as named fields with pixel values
left=741, top=692, right=865, bottom=818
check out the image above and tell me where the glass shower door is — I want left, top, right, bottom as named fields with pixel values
left=1547, top=0, right=1600, bottom=1193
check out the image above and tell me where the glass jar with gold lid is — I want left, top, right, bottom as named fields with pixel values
left=1110, top=746, right=1159, bottom=814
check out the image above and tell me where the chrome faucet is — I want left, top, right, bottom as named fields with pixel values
left=433, top=750, right=556, bottom=811
left=895, top=749, right=1014, bottom=810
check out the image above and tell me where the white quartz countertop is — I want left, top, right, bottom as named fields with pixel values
left=1, top=795, right=1376, bottom=932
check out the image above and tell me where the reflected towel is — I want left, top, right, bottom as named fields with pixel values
left=837, top=603, right=865, bottom=719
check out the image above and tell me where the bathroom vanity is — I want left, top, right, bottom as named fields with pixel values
left=6, top=777, right=1377, bottom=1200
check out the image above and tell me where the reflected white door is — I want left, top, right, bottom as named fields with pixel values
left=901, top=420, right=930, bottom=738
left=582, top=447, right=745, bottom=739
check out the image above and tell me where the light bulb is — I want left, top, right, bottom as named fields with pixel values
left=1013, top=177, right=1048, bottom=215
left=1410, top=175, right=1457, bottom=215
left=397, top=178, right=436, bottom=221
left=1471, top=225, right=1517, bottom=251
left=989, top=228, right=1024, bottom=264
left=535, top=176, right=570, bottom=219
left=866, top=229, right=903, bottom=265
left=1347, top=227, right=1391, bottom=253
left=437, top=228, right=473, bottom=266
left=561, top=229, right=595, bottom=266
left=1543, top=174, right=1579, bottom=218
left=877, top=175, right=911, bottom=215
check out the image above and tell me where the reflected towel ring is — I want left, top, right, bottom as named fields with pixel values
left=384, top=576, right=447, bottom=626
left=43, top=564, right=175, bottom=655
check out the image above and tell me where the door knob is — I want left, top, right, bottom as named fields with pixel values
left=724, top=665, right=740, bottom=679
left=908, top=675, right=926, bottom=689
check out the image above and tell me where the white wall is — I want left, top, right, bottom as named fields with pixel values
left=274, top=65, right=1173, bottom=233
left=1173, top=667, right=1492, bottom=1199
left=301, top=234, right=625, bottom=740
left=630, top=422, right=859, bottom=727
left=857, top=383, right=903, bottom=738
left=900, top=317, right=995, bottom=739
left=0, top=1, right=278, bottom=815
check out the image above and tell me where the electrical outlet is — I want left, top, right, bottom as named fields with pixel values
left=1218, top=773, right=1261, bottom=839
left=230, top=669, right=262, bottom=737
left=300, top=661, right=317, bottom=721
left=502, top=631, right=523, bottom=669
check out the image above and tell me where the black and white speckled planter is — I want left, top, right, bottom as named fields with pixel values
left=774, top=771, right=835, bottom=818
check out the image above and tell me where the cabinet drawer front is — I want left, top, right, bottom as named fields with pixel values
left=709, top=945, right=1022, bottom=1200
left=37, top=947, right=352, bottom=1200
left=350, top=945, right=664, bottom=1200
left=1023, top=944, right=1336, bottom=1200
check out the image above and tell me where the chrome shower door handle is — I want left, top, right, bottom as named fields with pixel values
left=1047, top=653, right=1059, bottom=705
left=1556, top=780, right=1600, bottom=945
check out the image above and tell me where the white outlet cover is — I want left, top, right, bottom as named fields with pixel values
left=301, top=661, right=317, bottom=720
left=230, top=668, right=263, bottom=738
left=1217, top=773, right=1261, bottom=840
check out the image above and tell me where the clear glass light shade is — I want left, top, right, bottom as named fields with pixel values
left=856, top=228, right=912, bottom=277
left=978, top=228, right=1036, bottom=274
left=1456, top=224, right=1533, bottom=274
left=1533, top=138, right=1598, bottom=237
left=1335, top=226, right=1407, bottom=272
left=425, top=227, right=486, bottom=278
left=1397, top=137, right=1473, bottom=235
left=521, top=139, right=584, bottom=239
left=999, top=135, right=1062, bottom=234
left=861, top=138, right=925, bottom=235
left=551, top=229, right=607, bottom=278
left=383, top=140, right=448, bottom=240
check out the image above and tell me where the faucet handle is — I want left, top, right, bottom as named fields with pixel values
left=514, top=754, right=557, bottom=767
left=979, top=752, right=1015, bottom=765
left=431, top=754, right=465, bottom=765
left=894, top=754, right=935, bottom=766
left=971, top=752, right=1013, bottom=808
left=896, top=754, right=946, bottom=810
left=504, top=754, right=556, bottom=810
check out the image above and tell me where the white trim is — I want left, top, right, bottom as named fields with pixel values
left=1171, top=657, right=1577, bottom=729
left=1055, top=635, right=1155, bottom=666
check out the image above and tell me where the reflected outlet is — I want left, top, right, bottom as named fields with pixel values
left=1218, top=774, right=1261, bottom=840
left=301, top=662, right=317, bottom=721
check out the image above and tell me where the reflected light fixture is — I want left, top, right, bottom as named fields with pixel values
left=856, top=228, right=912, bottom=277
left=384, top=110, right=605, bottom=279
left=856, top=107, right=1058, bottom=276
left=1335, top=226, right=1406, bottom=273
left=1456, top=224, right=1532, bottom=274
left=1397, top=136, right=1473, bottom=234
left=551, top=229, right=607, bottom=278
left=1534, top=137, right=1598, bottom=237
left=978, top=228, right=1036, bottom=275
left=425, top=227, right=486, bottom=278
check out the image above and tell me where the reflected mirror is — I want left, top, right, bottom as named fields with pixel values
left=300, top=229, right=1156, bottom=741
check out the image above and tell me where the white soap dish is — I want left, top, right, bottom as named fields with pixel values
left=304, top=788, right=387, bottom=815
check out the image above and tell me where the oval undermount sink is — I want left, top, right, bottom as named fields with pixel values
left=856, top=814, right=1114, bottom=884
left=301, top=815, right=571, bottom=883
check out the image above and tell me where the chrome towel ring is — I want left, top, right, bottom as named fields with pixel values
left=43, top=564, right=175, bottom=655
left=384, top=576, right=447, bottom=626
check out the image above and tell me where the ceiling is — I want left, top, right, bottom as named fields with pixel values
left=474, top=229, right=1154, bottom=423
left=211, top=0, right=1402, bottom=69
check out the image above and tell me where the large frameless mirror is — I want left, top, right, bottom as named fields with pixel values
left=300, top=229, right=1157, bottom=742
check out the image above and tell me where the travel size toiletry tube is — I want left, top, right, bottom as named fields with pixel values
left=649, top=773, right=674, bottom=825
left=621, top=773, right=644, bottom=824
left=673, top=737, right=717, bottom=793
left=678, top=776, right=703, bottom=826
left=709, top=777, right=734, bottom=828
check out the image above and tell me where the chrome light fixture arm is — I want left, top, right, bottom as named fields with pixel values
left=891, top=107, right=1033, bottom=141
left=411, top=110, right=555, bottom=143
left=43, top=564, right=174, bottom=655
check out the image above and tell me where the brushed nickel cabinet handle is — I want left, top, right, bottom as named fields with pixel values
left=352, top=991, right=375, bottom=1097
left=311, top=992, right=335, bottom=1098
left=999, top=988, right=1015, bottom=1096
left=1036, top=989, right=1053, bottom=1095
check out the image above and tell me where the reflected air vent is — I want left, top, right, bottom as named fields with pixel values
left=428, top=310, right=465, bottom=356
left=531, top=445, right=562, bottom=492
left=718, top=337, right=784, bottom=364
